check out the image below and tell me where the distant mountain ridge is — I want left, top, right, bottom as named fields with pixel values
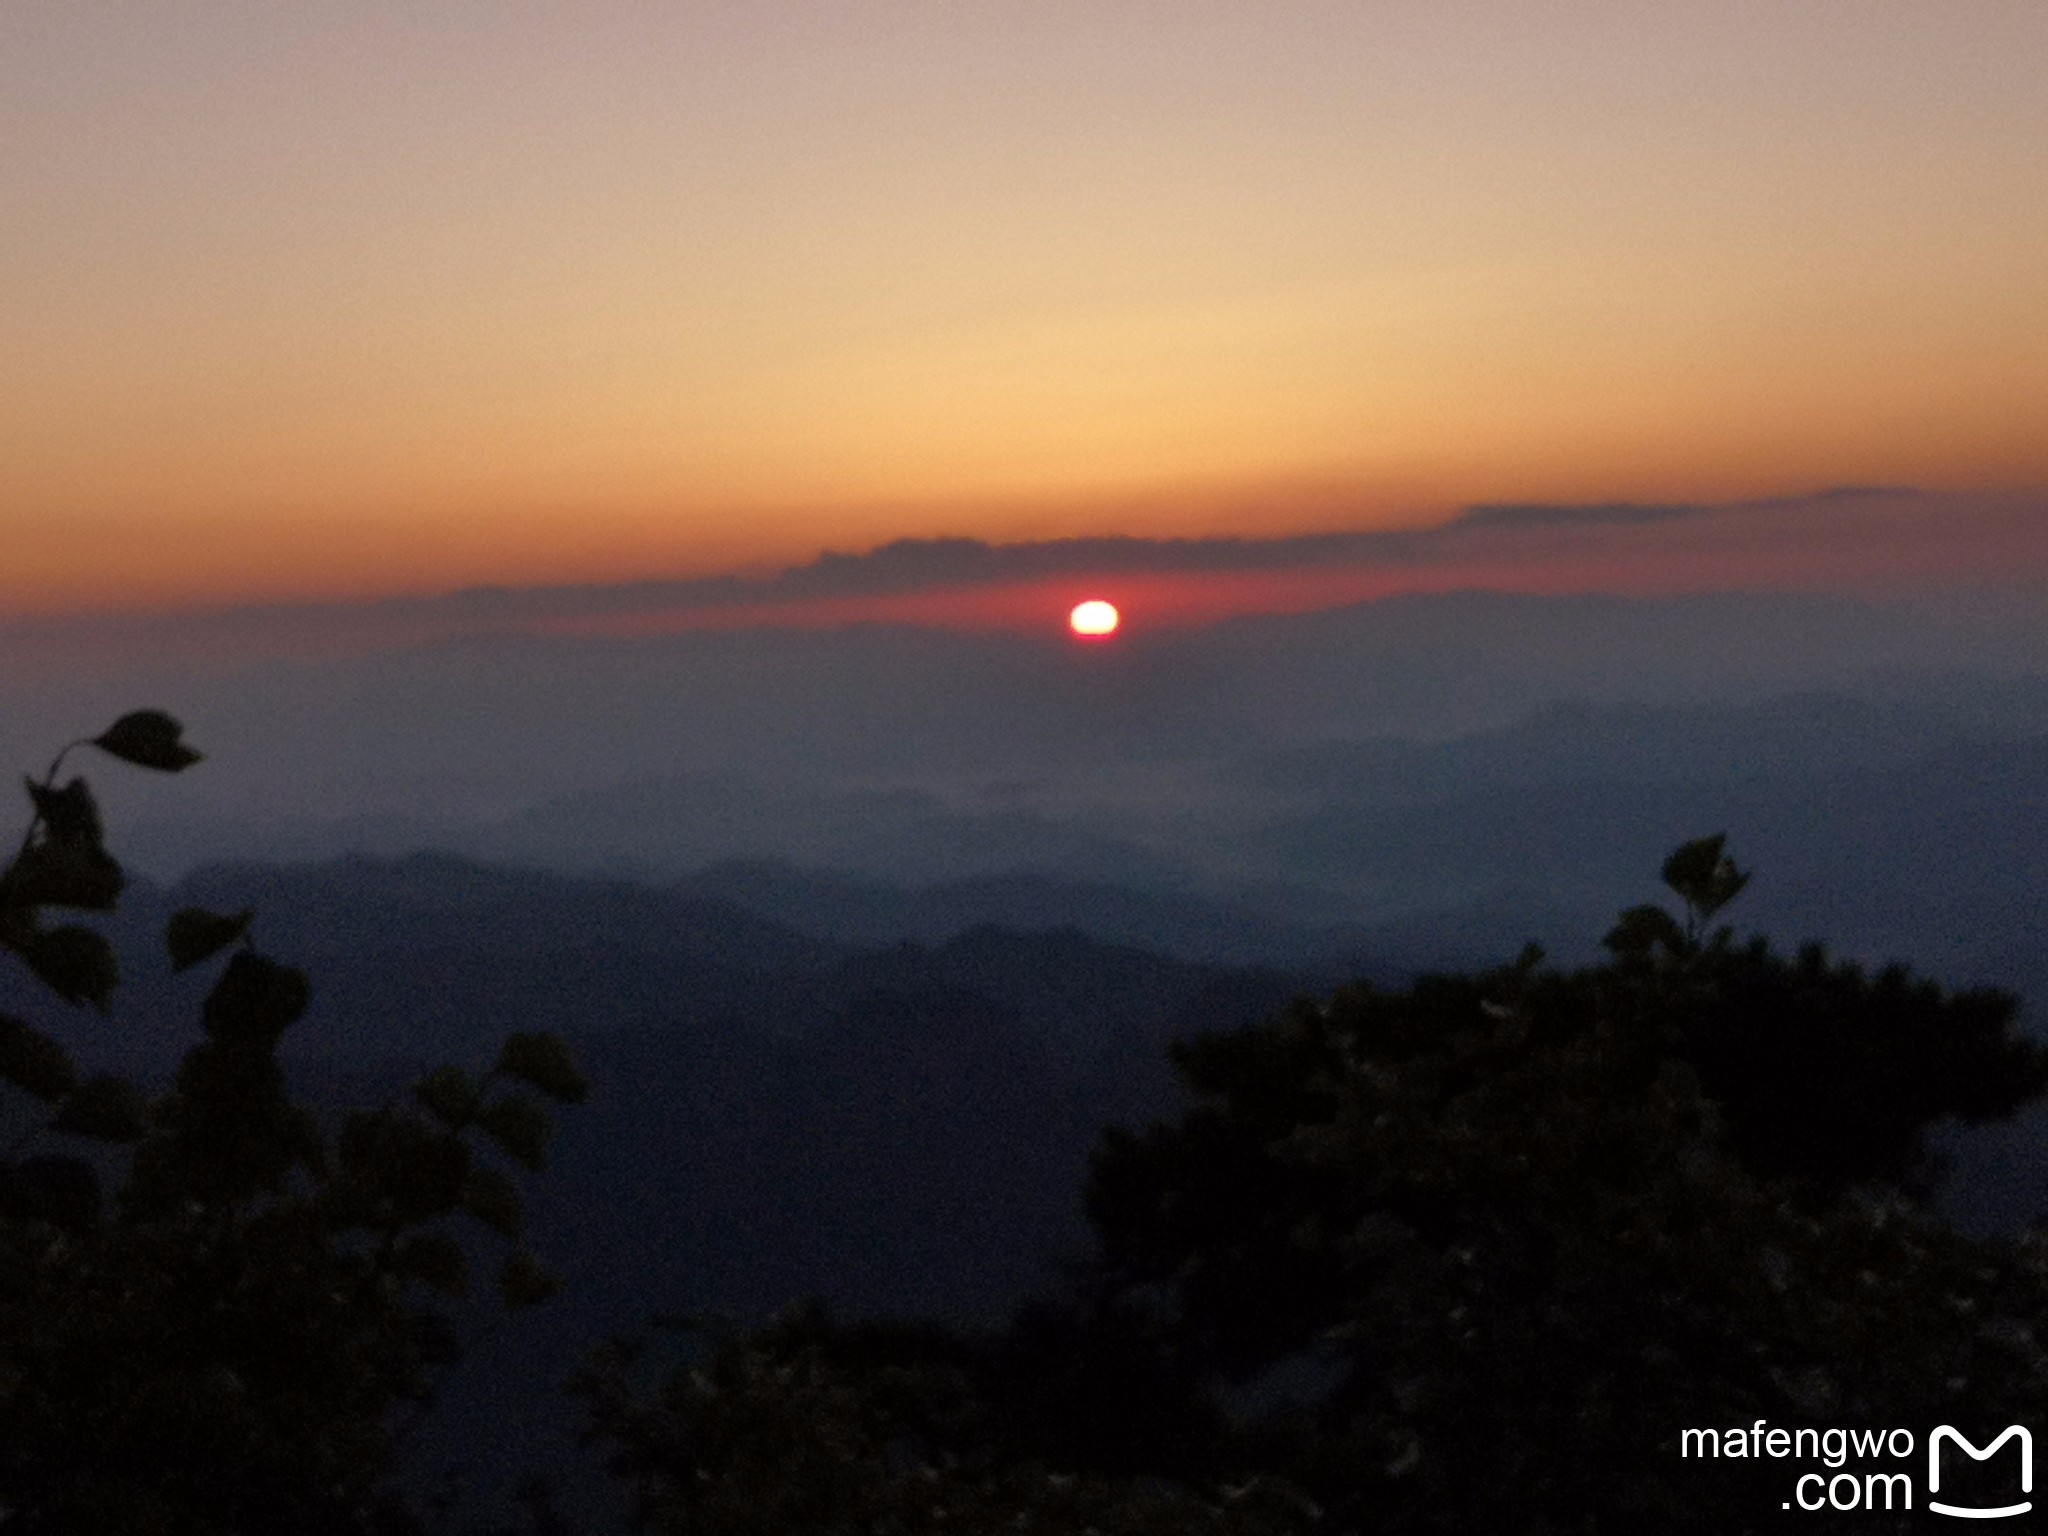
left=26, top=583, right=2040, bottom=880
left=8, top=836, right=2044, bottom=1524
left=0, top=846, right=1317, bottom=1518
left=10, top=583, right=2048, bottom=1526
left=71, top=680, right=2048, bottom=1010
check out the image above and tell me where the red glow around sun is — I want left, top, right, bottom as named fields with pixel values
left=1068, top=599, right=1120, bottom=638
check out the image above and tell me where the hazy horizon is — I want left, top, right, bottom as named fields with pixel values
left=8, top=2, right=2047, bottom=614
left=8, top=10, right=2048, bottom=1526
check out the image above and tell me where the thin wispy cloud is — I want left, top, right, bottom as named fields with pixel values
left=394, top=485, right=1927, bottom=620
left=9, top=485, right=2043, bottom=678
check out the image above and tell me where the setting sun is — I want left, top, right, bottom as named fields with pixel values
left=1068, top=600, right=1120, bottom=639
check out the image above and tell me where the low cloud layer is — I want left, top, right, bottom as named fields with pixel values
left=378, top=485, right=1987, bottom=625
left=9, top=485, right=2045, bottom=678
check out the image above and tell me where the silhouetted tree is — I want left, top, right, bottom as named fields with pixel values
left=0, top=714, right=585, bottom=1534
left=1069, top=836, right=2048, bottom=1529
left=577, top=1304, right=1317, bottom=1535
left=584, top=836, right=2048, bottom=1534
left=1604, top=835, right=2044, bottom=1193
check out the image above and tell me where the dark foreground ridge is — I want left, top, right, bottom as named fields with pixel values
left=4, top=717, right=2046, bottom=1532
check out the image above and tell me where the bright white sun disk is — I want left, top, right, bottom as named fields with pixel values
left=1069, top=600, right=1120, bottom=637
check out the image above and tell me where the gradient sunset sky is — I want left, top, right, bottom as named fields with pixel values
left=5, top=2, right=2045, bottom=619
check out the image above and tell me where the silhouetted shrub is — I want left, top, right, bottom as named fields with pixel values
left=585, top=836, right=2048, bottom=1534
left=0, top=714, right=584, bottom=1534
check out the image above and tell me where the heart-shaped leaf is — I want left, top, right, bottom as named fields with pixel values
left=92, top=710, right=203, bottom=772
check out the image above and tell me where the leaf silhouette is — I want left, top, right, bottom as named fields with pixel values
left=92, top=710, right=203, bottom=771
left=166, top=907, right=252, bottom=972
left=496, top=1032, right=588, bottom=1104
left=0, top=1014, right=78, bottom=1101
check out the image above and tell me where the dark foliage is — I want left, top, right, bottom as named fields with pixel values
left=577, top=1305, right=1317, bottom=1536
left=0, top=716, right=582, bottom=1534
left=582, top=836, right=2048, bottom=1534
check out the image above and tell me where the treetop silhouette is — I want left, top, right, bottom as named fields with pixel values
left=0, top=712, right=583, bottom=1535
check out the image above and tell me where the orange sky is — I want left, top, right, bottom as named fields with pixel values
left=9, top=490, right=2044, bottom=686
left=4, top=3, right=2046, bottom=618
